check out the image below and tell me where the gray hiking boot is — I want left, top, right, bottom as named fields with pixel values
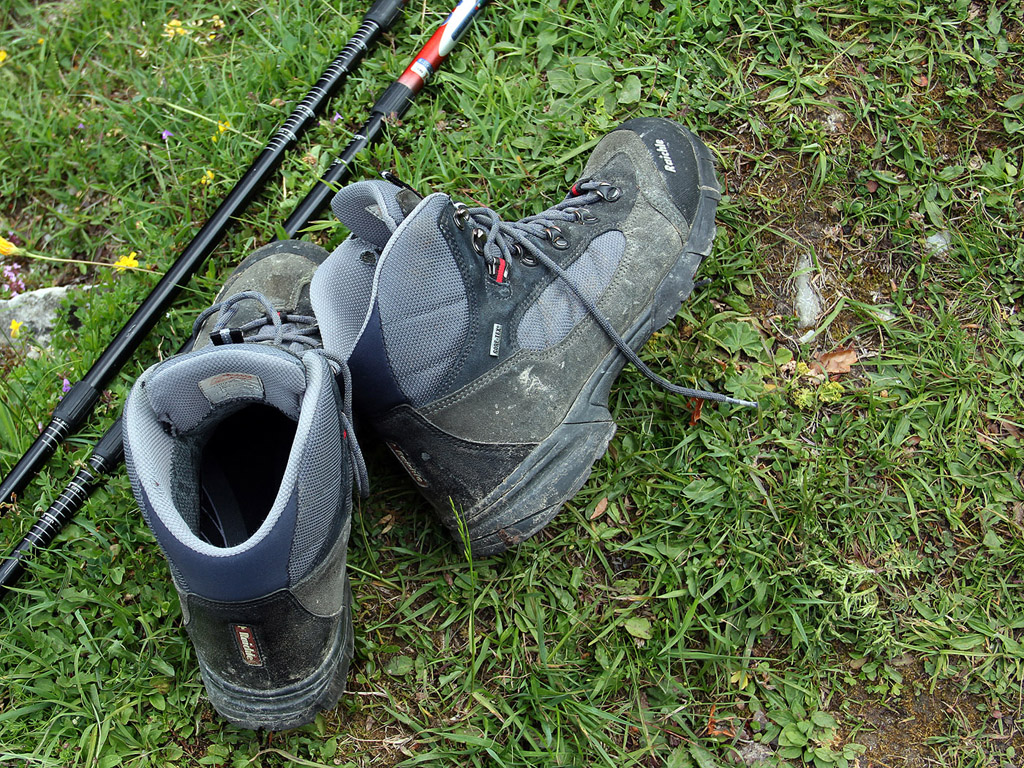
left=122, top=240, right=367, bottom=730
left=312, top=118, right=755, bottom=557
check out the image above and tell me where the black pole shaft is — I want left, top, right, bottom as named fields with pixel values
left=0, top=0, right=490, bottom=596
left=0, top=425, right=123, bottom=590
left=0, top=0, right=405, bottom=509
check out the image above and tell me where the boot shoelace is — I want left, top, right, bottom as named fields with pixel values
left=454, top=182, right=758, bottom=409
left=192, top=290, right=321, bottom=350
left=190, top=290, right=369, bottom=495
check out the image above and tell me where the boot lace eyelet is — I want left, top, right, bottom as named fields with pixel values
left=471, top=228, right=487, bottom=255
left=511, top=243, right=537, bottom=266
left=574, top=209, right=599, bottom=224
left=544, top=226, right=570, bottom=250
left=595, top=183, right=622, bottom=202
left=452, top=202, right=471, bottom=230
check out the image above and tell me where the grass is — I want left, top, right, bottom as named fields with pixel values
left=1, top=0, right=1023, bottom=765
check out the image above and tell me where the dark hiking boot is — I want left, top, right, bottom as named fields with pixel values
left=122, top=240, right=367, bottom=730
left=312, top=119, right=755, bottom=556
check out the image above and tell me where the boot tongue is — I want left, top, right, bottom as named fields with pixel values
left=330, top=179, right=420, bottom=248
left=350, top=194, right=472, bottom=406
left=313, top=192, right=471, bottom=396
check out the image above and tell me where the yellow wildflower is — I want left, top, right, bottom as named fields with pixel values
left=218, top=120, right=230, bottom=133
left=113, top=251, right=140, bottom=272
left=0, top=236, right=24, bottom=257
left=38, top=38, right=45, bottom=45
left=818, top=381, right=845, bottom=403
left=0, top=50, right=8, bottom=65
left=730, top=669, right=750, bottom=690
left=792, top=388, right=816, bottom=410
left=199, top=170, right=215, bottom=185
left=163, top=19, right=188, bottom=39
left=9, top=319, right=22, bottom=339
left=210, top=14, right=225, bottom=29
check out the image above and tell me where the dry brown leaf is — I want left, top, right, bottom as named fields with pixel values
left=989, top=419, right=1021, bottom=438
left=689, top=397, right=704, bottom=426
left=817, top=346, right=858, bottom=374
left=706, top=704, right=736, bottom=738
left=978, top=431, right=1000, bottom=451
left=590, top=497, right=609, bottom=520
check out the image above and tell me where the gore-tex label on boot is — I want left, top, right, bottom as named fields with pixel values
left=489, top=324, right=503, bottom=357
left=232, top=624, right=264, bottom=667
left=199, top=372, right=265, bottom=405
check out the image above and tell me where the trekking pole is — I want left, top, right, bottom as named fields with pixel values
left=0, top=0, right=405, bottom=510
left=285, top=0, right=489, bottom=232
left=0, top=0, right=490, bottom=595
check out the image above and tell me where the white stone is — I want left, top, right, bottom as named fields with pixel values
left=0, top=285, right=86, bottom=348
left=925, top=230, right=951, bottom=255
left=793, top=252, right=822, bottom=330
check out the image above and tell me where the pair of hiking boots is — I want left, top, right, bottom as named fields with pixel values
left=122, top=118, right=753, bottom=730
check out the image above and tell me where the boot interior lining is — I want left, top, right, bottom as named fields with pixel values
left=197, top=404, right=296, bottom=548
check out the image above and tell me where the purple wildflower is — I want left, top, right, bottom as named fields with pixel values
left=162, top=129, right=174, bottom=140
left=3, top=262, right=25, bottom=297
left=77, top=122, right=85, bottom=130
left=332, top=112, right=342, bottom=122
left=62, top=378, right=72, bottom=393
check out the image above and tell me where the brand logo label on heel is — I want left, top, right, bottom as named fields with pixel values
left=654, top=139, right=677, bottom=173
left=387, top=442, right=429, bottom=488
left=232, top=625, right=264, bottom=667
left=199, top=372, right=265, bottom=405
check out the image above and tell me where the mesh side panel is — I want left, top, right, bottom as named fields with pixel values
left=331, top=180, right=405, bottom=248
left=517, top=230, right=626, bottom=351
left=288, top=360, right=346, bottom=581
left=142, top=346, right=306, bottom=433
left=169, top=437, right=202, bottom=533
left=124, top=377, right=190, bottom=542
left=376, top=197, right=469, bottom=405
left=310, top=236, right=378, bottom=360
